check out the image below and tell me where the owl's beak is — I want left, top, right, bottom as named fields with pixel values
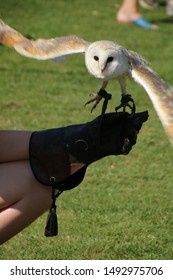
left=99, top=61, right=107, bottom=73
left=101, top=64, right=107, bottom=73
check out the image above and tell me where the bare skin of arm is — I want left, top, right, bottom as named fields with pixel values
left=0, top=131, right=52, bottom=245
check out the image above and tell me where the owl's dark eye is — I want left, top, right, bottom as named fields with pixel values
left=94, top=56, right=99, bottom=61
left=107, top=56, right=113, bottom=63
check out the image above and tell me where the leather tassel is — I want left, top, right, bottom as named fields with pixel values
left=44, top=198, right=58, bottom=237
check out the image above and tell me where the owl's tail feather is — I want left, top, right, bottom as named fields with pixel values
left=131, top=64, right=173, bottom=145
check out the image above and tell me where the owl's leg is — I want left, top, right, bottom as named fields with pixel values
left=115, top=77, right=136, bottom=113
left=85, top=81, right=112, bottom=113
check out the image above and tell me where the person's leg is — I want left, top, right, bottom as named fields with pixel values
left=0, top=160, right=52, bottom=245
left=166, top=0, right=173, bottom=16
left=116, top=0, right=158, bottom=29
left=0, top=130, right=32, bottom=162
left=139, top=0, right=158, bottom=10
left=117, top=0, right=140, bottom=21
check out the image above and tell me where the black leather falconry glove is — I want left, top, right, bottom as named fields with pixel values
left=29, top=111, right=148, bottom=237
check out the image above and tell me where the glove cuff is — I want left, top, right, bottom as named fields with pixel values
left=29, top=130, right=87, bottom=191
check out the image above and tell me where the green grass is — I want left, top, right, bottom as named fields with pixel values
left=0, top=0, right=173, bottom=259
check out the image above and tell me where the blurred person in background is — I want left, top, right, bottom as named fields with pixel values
left=139, top=0, right=173, bottom=16
left=116, top=0, right=173, bottom=29
left=116, top=0, right=158, bottom=29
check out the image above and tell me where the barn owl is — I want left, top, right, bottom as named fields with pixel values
left=1, top=19, right=173, bottom=145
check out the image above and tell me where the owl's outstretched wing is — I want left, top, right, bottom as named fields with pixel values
left=130, top=59, right=173, bottom=146
left=0, top=19, right=90, bottom=61
left=123, top=48, right=149, bottom=67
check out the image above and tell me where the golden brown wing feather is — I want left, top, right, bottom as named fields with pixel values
left=131, top=62, right=173, bottom=145
left=123, top=48, right=149, bottom=67
left=14, top=36, right=89, bottom=60
left=0, top=19, right=26, bottom=47
left=0, top=19, right=90, bottom=60
left=123, top=48, right=173, bottom=145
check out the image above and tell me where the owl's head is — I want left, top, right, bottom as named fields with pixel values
left=85, top=40, right=126, bottom=80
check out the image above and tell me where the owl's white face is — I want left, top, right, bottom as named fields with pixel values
left=85, top=41, right=129, bottom=81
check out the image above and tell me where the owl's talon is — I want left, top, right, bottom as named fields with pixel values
left=84, top=93, right=102, bottom=113
left=115, top=94, right=136, bottom=114
left=85, top=89, right=112, bottom=114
